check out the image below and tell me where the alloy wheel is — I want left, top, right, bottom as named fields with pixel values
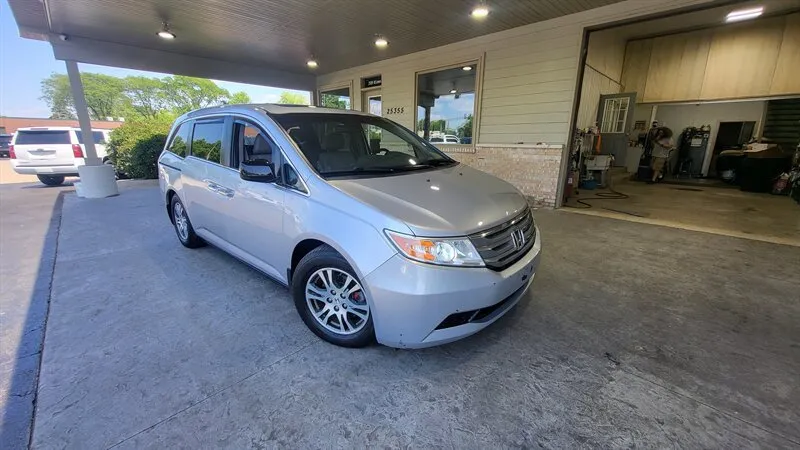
left=173, top=202, right=189, bottom=241
left=305, top=268, right=369, bottom=335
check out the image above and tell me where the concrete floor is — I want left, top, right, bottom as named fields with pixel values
left=2, top=181, right=799, bottom=448
left=565, top=173, right=800, bottom=247
left=0, top=160, right=39, bottom=185
left=0, top=181, right=74, bottom=449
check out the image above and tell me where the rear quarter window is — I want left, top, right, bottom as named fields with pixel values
left=166, top=122, right=191, bottom=157
left=14, top=131, right=71, bottom=145
left=75, top=131, right=107, bottom=144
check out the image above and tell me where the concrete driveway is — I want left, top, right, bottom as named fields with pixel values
left=0, top=180, right=75, bottom=449
left=1, top=181, right=799, bottom=449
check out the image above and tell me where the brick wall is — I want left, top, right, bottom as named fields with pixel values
left=441, top=144, right=563, bottom=208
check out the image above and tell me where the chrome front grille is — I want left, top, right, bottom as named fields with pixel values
left=469, top=209, right=535, bottom=271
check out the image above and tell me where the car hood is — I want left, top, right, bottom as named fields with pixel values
left=328, top=164, right=528, bottom=236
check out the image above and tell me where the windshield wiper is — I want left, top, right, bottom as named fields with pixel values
left=321, top=167, right=397, bottom=176
left=424, top=159, right=457, bottom=166
left=406, top=160, right=456, bottom=169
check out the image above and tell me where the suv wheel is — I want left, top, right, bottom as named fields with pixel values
left=37, top=175, right=65, bottom=186
left=292, top=245, right=374, bottom=347
left=170, top=196, right=204, bottom=248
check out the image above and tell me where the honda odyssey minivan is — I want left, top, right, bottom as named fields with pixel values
left=158, top=104, right=541, bottom=348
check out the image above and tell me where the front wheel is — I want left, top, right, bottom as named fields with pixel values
left=37, top=175, right=65, bottom=186
left=292, top=245, right=374, bottom=347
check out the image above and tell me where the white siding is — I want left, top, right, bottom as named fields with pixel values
left=576, top=68, right=622, bottom=130
left=575, top=28, right=629, bottom=129
left=316, top=0, right=714, bottom=147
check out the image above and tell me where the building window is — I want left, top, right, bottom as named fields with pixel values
left=319, top=86, right=351, bottom=109
left=600, top=97, right=630, bottom=134
left=416, top=62, right=477, bottom=145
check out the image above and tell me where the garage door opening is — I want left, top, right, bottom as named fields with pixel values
left=565, top=0, right=800, bottom=246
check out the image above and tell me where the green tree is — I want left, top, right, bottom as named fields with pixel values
left=123, top=76, right=169, bottom=118
left=458, top=114, right=474, bottom=138
left=108, top=114, right=175, bottom=179
left=416, top=118, right=447, bottom=133
left=41, top=72, right=254, bottom=119
left=81, top=73, right=128, bottom=119
left=162, top=76, right=229, bottom=114
left=320, top=93, right=348, bottom=109
left=278, top=91, right=308, bottom=105
left=40, top=73, right=129, bottom=120
left=228, top=91, right=251, bottom=104
left=40, top=74, right=74, bottom=119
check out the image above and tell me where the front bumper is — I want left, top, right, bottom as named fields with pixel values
left=364, top=226, right=541, bottom=348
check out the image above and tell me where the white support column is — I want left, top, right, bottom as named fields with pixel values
left=65, top=60, right=118, bottom=198
left=66, top=60, right=100, bottom=165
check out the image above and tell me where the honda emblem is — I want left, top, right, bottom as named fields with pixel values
left=510, top=227, right=525, bottom=250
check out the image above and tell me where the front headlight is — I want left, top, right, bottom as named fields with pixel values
left=385, top=230, right=484, bottom=267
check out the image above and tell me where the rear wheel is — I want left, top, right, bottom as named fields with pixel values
left=170, top=196, right=204, bottom=248
left=37, top=175, right=65, bottom=186
left=292, top=245, right=374, bottom=347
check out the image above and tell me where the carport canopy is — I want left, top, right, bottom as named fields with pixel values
left=5, top=0, right=620, bottom=172
left=7, top=0, right=623, bottom=89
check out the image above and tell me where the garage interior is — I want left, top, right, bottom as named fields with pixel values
left=565, top=0, right=800, bottom=246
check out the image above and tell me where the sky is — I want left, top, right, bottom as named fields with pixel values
left=0, top=1, right=310, bottom=118
left=0, top=0, right=469, bottom=124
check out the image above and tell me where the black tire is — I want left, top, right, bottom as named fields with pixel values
left=170, top=195, right=205, bottom=248
left=37, top=175, right=65, bottom=186
left=292, top=245, right=374, bottom=348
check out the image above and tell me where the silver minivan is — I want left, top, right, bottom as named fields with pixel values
left=158, top=104, right=541, bottom=348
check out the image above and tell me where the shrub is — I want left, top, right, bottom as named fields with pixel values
left=108, top=114, right=174, bottom=179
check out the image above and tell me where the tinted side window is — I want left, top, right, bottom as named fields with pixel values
left=231, top=121, right=279, bottom=168
left=75, top=131, right=106, bottom=144
left=167, top=122, right=191, bottom=157
left=282, top=163, right=305, bottom=192
left=191, top=121, right=224, bottom=164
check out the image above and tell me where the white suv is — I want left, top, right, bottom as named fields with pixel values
left=10, top=127, right=112, bottom=185
left=430, top=134, right=461, bottom=144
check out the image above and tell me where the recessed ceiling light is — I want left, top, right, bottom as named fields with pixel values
left=157, top=23, right=175, bottom=40
left=462, top=66, right=473, bottom=71
left=374, top=36, right=388, bottom=48
left=471, top=5, right=489, bottom=18
left=307, top=59, right=318, bottom=68
left=725, top=6, right=763, bottom=22
left=450, top=88, right=457, bottom=94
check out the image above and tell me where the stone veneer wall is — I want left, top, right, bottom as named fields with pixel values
left=441, top=144, right=563, bottom=208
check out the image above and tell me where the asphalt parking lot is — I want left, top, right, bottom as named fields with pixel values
left=1, top=180, right=798, bottom=449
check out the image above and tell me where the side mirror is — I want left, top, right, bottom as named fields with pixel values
left=240, top=160, right=276, bottom=183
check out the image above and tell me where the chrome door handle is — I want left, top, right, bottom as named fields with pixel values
left=205, top=181, right=234, bottom=198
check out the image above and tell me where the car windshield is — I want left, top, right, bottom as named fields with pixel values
left=14, top=130, right=70, bottom=145
left=272, top=113, right=456, bottom=177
